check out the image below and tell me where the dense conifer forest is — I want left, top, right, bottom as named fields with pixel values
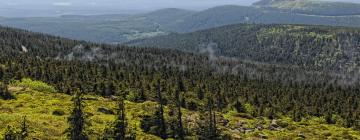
left=129, top=24, right=360, bottom=73
left=1, top=25, right=360, bottom=139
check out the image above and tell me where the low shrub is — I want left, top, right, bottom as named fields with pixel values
left=13, top=78, right=56, bottom=93
left=52, top=109, right=66, bottom=116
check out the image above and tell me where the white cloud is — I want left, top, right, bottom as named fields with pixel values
left=53, top=2, right=72, bottom=6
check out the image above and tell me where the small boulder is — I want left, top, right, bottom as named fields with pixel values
left=244, top=128, right=255, bottom=133
left=269, top=119, right=281, bottom=131
left=83, top=97, right=98, bottom=101
left=97, top=107, right=115, bottom=115
left=298, top=133, right=306, bottom=139
left=256, top=125, right=264, bottom=131
left=235, top=121, right=246, bottom=128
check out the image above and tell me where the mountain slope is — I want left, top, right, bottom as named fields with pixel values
left=1, top=25, right=360, bottom=139
left=2, top=79, right=360, bottom=139
left=253, top=0, right=360, bottom=16
left=140, top=8, right=195, bottom=26
left=0, top=14, right=169, bottom=43
left=128, top=24, right=360, bottom=73
left=164, top=5, right=360, bottom=33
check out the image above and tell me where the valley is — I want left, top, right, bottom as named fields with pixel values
left=1, top=0, right=360, bottom=43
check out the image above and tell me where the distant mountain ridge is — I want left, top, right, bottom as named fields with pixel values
left=253, top=0, right=360, bottom=16
left=1, top=0, right=360, bottom=43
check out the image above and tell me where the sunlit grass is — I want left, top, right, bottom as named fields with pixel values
left=1, top=79, right=360, bottom=139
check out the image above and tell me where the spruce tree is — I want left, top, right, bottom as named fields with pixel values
left=197, top=95, right=220, bottom=140
left=0, top=67, right=4, bottom=80
left=0, top=82, right=15, bottom=100
left=234, top=100, right=246, bottom=113
left=175, top=90, right=185, bottom=140
left=114, top=97, right=126, bottom=140
left=103, top=85, right=132, bottom=140
left=67, top=89, right=88, bottom=140
left=156, top=80, right=167, bottom=139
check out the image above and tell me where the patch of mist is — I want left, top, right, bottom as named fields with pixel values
left=58, top=44, right=110, bottom=61
left=21, top=45, right=28, bottom=53
left=199, top=42, right=218, bottom=61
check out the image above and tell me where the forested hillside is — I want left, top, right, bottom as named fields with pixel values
left=254, top=0, right=360, bottom=16
left=1, top=26, right=360, bottom=139
left=128, top=24, right=360, bottom=73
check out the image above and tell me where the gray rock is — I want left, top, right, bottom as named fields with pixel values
left=259, top=134, right=268, bottom=139
left=97, top=107, right=115, bottom=115
left=269, top=119, right=281, bottom=131
left=298, top=133, right=306, bottom=138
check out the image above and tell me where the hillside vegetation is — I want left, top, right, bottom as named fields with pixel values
left=128, top=24, right=360, bottom=73
left=1, top=79, right=360, bottom=139
left=254, top=0, right=360, bottom=16
left=0, top=25, right=360, bottom=139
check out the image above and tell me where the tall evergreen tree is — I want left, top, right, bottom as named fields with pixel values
left=114, top=97, right=126, bottom=140
left=197, top=95, right=220, bottom=140
left=103, top=84, right=134, bottom=140
left=156, top=80, right=167, bottom=139
left=0, top=67, right=4, bottom=80
left=67, top=89, right=88, bottom=140
left=234, top=99, right=246, bottom=113
left=175, top=90, right=185, bottom=140
left=0, top=82, right=15, bottom=100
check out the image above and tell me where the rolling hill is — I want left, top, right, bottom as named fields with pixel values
left=1, top=0, right=360, bottom=43
left=128, top=24, right=360, bottom=73
left=253, top=0, right=360, bottom=16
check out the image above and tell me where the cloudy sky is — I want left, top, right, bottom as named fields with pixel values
left=2, top=0, right=359, bottom=8
left=0, top=0, right=359, bottom=17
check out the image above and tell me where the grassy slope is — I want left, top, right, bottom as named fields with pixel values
left=1, top=79, right=360, bottom=139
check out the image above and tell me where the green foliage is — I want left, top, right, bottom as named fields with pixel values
left=67, top=90, right=88, bottom=140
left=131, top=24, right=360, bottom=73
left=3, top=116, right=29, bottom=140
left=244, top=103, right=256, bottom=116
left=0, top=83, right=15, bottom=100
left=0, top=20, right=360, bottom=139
left=13, top=78, right=56, bottom=93
left=1, top=85, right=360, bottom=139
left=4, top=126, right=17, bottom=140
left=126, top=90, right=145, bottom=103
left=103, top=98, right=129, bottom=140
left=233, top=100, right=246, bottom=113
